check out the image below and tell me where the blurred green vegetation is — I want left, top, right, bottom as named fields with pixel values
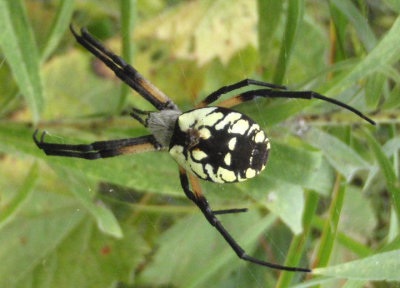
left=0, top=0, right=400, bottom=287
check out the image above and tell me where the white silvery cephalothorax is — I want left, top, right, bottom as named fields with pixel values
left=147, top=110, right=182, bottom=147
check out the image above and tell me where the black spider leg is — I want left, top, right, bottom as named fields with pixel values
left=33, top=130, right=161, bottom=160
left=197, top=79, right=288, bottom=107
left=130, top=107, right=149, bottom=126
left=179, top=169, right=311, bottom=272
left=70, top=25, right=178, bottom=111
left=227, top=89, right=376, bottom=125
left=213, top=208, right=248, bottom=215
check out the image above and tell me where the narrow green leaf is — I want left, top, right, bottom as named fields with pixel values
left=313, top=176, right=346, bottom=268
left=313, top=250, right=400, bottom=281
left=117, top=0, right=136, bottom=112
left=383, top=83, right=400, bottom=110
left=330, top=0, right=377, bottom=51
left=312, top=217, right=372, bottom=257
left=273, top=0, right=304, bottom=84
left=257, top=0, right=283, bottom=68
left=41, top=0, right=75, bottom=62
left=0, top=0, right=44, bottom=123
left=289, top=277, right=340, bottom=288
left=365, top=73, right=386, bottom=107
left=363, top=129, right=400, bottom=225
left=0, top=162, right=38, bottom=230
left=329, top=3, right=348, bottom=60
left=327, top=15, right=400, bottom=97
left=276, top=191, right=319, bottom=288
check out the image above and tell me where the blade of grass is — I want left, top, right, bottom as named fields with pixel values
left=117, top=0, right=136, bottom=112
left=363, top=129, right=400, bottom=226
left=0, top=162, right=38, bottom=230
left=328, top=3, right=348, bottom=61
left=327, top=15, right=400, bottom=97
left=276, top=191, right=319, bottom=288
left=312, top=217, right=372, bottom=257
left=273, top=0, right=304, bottom=84
left=41, top=0, right=75, bottom=62
left=311, top=174, right=346, bottom=270
left=257, top=0, right=283, bottom=76
left=329, top=0, right=377, bottom=51
left=0, top=0, right=44, bottom=124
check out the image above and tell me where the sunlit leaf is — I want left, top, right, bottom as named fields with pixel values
left=40, top=0, right=75, bottom=62
left=314, top=250, right=400, bottom=281
left=0, top=163, right=38, bottom=230
left=0, top=0, right=44, bottom=123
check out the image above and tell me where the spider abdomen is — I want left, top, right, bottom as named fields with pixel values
left=169, top=107, right=270, bottom=183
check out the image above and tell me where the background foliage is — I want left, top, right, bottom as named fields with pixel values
left=0, top=0, right=400, bottom=287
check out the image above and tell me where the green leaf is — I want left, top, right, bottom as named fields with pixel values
left=327, top=15, right=400, bottom=97
left=140, top=211, right=277, bottom=287
left=0, top=162, right=38, bottom=230
left=262, top=181, right=304, bottom=235
left=0, top=122, right=182, bottom=195
left=0, top=0, right=44, bottom=123
left=40, top=0, right=75, bottom=62
left=303, top=128, right=369, bottom=180
left=273, top=0, right=304, bottom=84
left=257, top=0, right=283, bottom=67
left=383, top=82, right=400, bottom=110
left=313, top=250, right=400, bottom=281
left=365, top=73, right=386, bottom=107
left=314, top=177, right=346, bottom=268
left=276, top=191, right=319, bottom=288
left=0, top=195, right=85, bottom=287
left=117, top=0, right=137, bottom=112
left=17, top=220, right=149, bottom=288
left=57, top=168, right=123, bottom=238
left=363, top=129, right=400, bottom=225
left=330, top=0, right=377, bottom=51
left=266, top=141, right=323, bottom=187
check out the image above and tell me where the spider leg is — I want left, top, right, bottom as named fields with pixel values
left=178, top=166, right=311, bottom=272
left=33, top=130, right=161, bottom=160
left=213, top=208, right=248, bottom=215
left=217, top=89, right=376, bottom=125
left=196, top=79, right=287, bottom=108
left=130, top=107, right=150, bottom=126
left=70, top=25, right=178, bottom=111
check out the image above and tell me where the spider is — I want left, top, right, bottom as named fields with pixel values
left=34, top=25, right=375, bottom=273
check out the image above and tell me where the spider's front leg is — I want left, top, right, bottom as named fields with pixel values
left=33, top=130, right=161, bottom=159
left=195, top=79, right=287, bottom=108
left=178, top=166, right=311, bottom=272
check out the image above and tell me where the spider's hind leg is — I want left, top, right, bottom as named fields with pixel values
left=178, top=166, right=311, bottom=272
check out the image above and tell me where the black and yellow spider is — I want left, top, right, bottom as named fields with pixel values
left=34, top=25, right=375, bottom=273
